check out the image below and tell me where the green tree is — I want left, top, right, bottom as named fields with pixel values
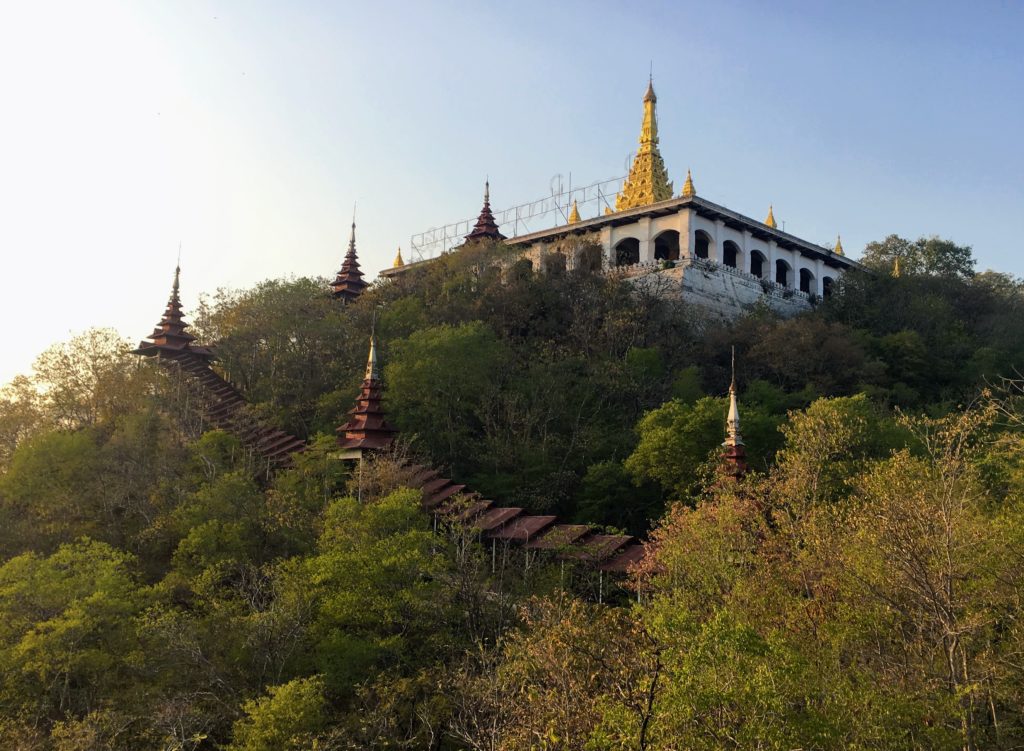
left=227, top=676, right=327, bottom=751
left=0, top=375, right=45, bottom=470
left=32, top=328, right=149, bottom=429
left=861, top=234, right=975, bottom=278
left=0, top=539, right=148, bottom=727
left=385, top=321, right=504, bottom=472
left=304, top=488, right=448, bottom=694
left=626, top=396, right=781, bottom=498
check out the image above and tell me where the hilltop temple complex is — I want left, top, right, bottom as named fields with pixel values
left=128, top=78, right=858, bottom=594
left=382, top=79, right=863, bottom=319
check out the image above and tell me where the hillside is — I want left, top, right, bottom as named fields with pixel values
left=1, top=235, right=1024, bottom=749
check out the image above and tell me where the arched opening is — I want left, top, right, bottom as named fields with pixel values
left=823, top=276, right=835, bottom=298
left=799, top=268, right=815, bottom=294
left=543, top=252, right=567, bottom=276
left=576, top=244, right=603, bottom=273
left=722, top=240, right=741, bottom=269
left=654, top=230, right=680, bottom=262
left=615, top=238, right=640, bottom=267
left=694, top=230, right=711, bottom=260
left=750, top=250, right=766, bottom=278
left=510, top=258, right=533, bottom=280
left=775, top=259, right=792, bottom=287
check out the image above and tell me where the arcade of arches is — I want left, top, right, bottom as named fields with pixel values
left=593, top=231, right=839, bottom=295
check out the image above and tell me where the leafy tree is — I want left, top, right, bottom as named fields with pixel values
left=304, top=488, right=448, bottom=694
left=0, top=540, right=148, bottom=728
left=861, top=233, right=975, bottom=278
left=385, top=321, right=504, bottom=474
left=32, top=328, right=150, bottom=430
left=0, top=375, right=45, bottom=470
left=0, top=430, right=103, bottom=555
left=625, top=396, right=781, bottom=498
left=227, top=676, right=327, bottom=751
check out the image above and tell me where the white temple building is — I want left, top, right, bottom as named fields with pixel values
left=384, top=79, right=863, bottom=319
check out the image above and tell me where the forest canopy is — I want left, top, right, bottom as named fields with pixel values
left=1, top=234, right=1024, bottom=749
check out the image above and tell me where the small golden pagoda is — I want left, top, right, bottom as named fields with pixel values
left=393, top=247, right=404, bottom=267
left=568, top=199, right=581, bottom=224
left=681, top=169, right=696, bottom=198
left=614, top=79, right=674, bottom=211
left=834, top=235, right=844, bottom=256
left=765, top=205, right=777, bottom=229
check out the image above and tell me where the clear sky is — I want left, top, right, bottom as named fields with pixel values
left=1, top=0, right=1022, bottom=385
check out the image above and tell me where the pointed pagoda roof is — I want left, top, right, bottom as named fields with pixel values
left=722, top=347, right=748, bottom=478
left=681, top=169, right=696, bottom=198
left=331, top=215, right=369, bottom=302
left=132, top=265, right=213, bottom=361
left=337, top=333, right=397, bottom=459
left=615, top=78, right=674, bottom=211
left=764, top=204, right=777, bottom=229
left=464, top=180, right=507, bottom=243
left=567, top=199, right=581, bottom=224
left=834, top=234, right=844, bottom=256
left=393, top=246, right=405, bottom=267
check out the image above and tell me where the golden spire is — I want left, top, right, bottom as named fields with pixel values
left=724, top=348, right=744, bottom=449
left=393, top=246, right=404, bottom=267
left=568, top=199, right=581, bottom=224
left=765, top=204, right=777, bottom=229
left=834, top=234, right=844, bottom=256
left=364, top=332, right=379, bottom=382
left=614, top=78, right=674, bottom=211
left=893, top=257, right=901, bottom=278
left=681, top=169, right=696, bottom=198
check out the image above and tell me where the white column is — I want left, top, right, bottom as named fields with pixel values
left=742, top=230, right=752, bottom=273
left=678, top=208, right=693, bottom=261
left=600, top=225, right=613, bottom=269
left=815, top=258, right=825, bottom=297
left=713, top=219, right=725, bottom=263
left=768, top=240, right=778, bottom=284
left=637, top=217, right=653, bottom=263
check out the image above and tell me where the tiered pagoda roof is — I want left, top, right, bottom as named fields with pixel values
left=331, top=219, right=369, bottom=302
left=132, top=266, right=213, bottom=361
left=464, top=181, right=507, bottom=243
left=336, top=334, right=397, bottom=458
left=614, top=79, right=674, bottom=211
left=132, top=264, right=306, bottom=465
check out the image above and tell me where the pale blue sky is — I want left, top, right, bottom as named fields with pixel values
left=1, top=1, right=1022, bottom=384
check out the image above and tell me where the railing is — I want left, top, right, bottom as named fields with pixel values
left=606, top=255, right=815, bottom=302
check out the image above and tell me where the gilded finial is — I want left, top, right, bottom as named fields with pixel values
left=364, top=333, right=379, bottom=382
left=834, top=234, right=844, bottom=256
left=765, top=205, right=777, bottom=229
left=722, top=345, right=747, bottom=477
left=681, top=169, right=696, bottom=198
left=349, top=204, right=357, bottom=252
left=568, top=199, right=581, bottom=224
left=615, top=78, right=673, bottom=211
left=893, top=258, right=901, bottom=278
left=393, top=246, right=404, bottom=268
left=725, top=346, right=743, bottom=446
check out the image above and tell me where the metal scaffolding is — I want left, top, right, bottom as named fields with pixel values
left=409, top=174, right=627, bottom=262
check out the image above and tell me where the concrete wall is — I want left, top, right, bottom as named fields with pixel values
left=623, top=259, right=813, bottom=321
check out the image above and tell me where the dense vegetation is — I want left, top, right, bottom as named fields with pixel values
left=1, top=235, right=1023, bottom=749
